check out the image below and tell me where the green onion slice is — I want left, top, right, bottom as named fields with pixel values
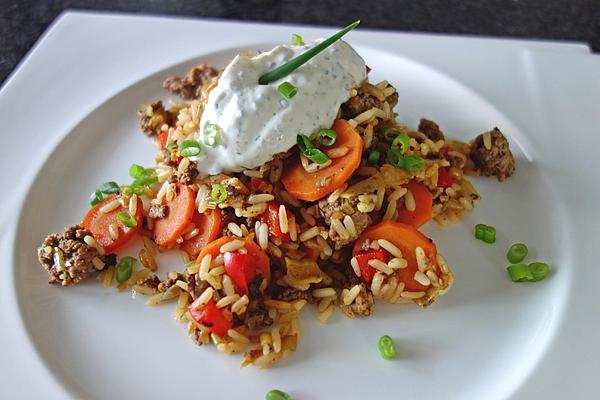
left=315, top=129, right=337, bottom=146
left=116, top=256, right=137, bottom=284
left=382, top=127, right=402, bottom=142
left=211, top=184, right=228, bottom=204
left=90, top=189, right=103, bottom=206
left=367, top=150, right=380, bottom=165
left=203, top=123, right=221, bottom=147
left=305, top=148, right=329, bottom=164
left=378, top=335, right=397, bottom=360
left=259, top=20, right=360, bottom=84
left=179, top=139, right=202, bottom=157
left=129, top=164, right=145, bottom=179
left=278, top=81, right=298, bottom=99
left=507, top=263, right=533, bottom=282
left=403, top=155, right=426, bottom=172
left=528, top=262, right=550, bottom=282
left=507, top=243, right=528, bottom=264
left=296, top=134, right=313, bottom=152
left=117, top=211, right=137, bottom=228
left=98, top=181, right=120, bottom=195
left=475, top=224, right=496, bottom=244
left=291, top=33, right=305, bottom=46
left=386, top=149, right=404, bottom=168
left=391, top=133, right=410, bottom=155
left=265, top=389, right=292, bottom=400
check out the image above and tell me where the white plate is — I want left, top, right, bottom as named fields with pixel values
left=1, top=12, right=599, bottom=400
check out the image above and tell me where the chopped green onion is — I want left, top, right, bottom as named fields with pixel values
left=90, top=189, right=104, bottom=206
left=475, top=224, right=496, bottom=244
left=132, top=186, right=144, bottom=195
left=211, top=184, right=228, bottom=204
left=367, top=150, right=380, bottom=165
left=386, top=149, right=404, bottom=168
left=179, top=139, right=202, bottom=157
left=315, top=129, right=337, bottom=146
left=259, top=20, right=361, bottom=84
left=296, top=134, right=313, bottom=152
left=166, top=142, right=175, bottom=151
left=277, top=81, right=298, bottom=99
left=116, top=256, right=137, bottom=283
left=203, top=123, right=221, bottom=147
left=507, top=263, right=533, bottom=282
left=507, top=243, right=528, bottom=264
left=378, top=335, right=397, bottom=360
left=98, top=181, right=120, bottom=195
left=265, top=389, right=292, bottom=400
left=121, top=186, right=133, bottom=196
left=291, top=33, right=305, bottom=46
left=117, top=211, right=137, bottom=228
left=382, top=127, right=402, bottom=142
left=403, top=155, right=426, bottom=172
left=129, top=164, right=145, bottom=179
left=528, top=262, right=550, bottom=282
left=305, top=148, right=329, bottom=164
left=391, top=133, right=410, bottom=155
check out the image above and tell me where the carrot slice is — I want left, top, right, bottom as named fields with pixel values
left=180, top=209, right=223, bottom=257
left=152, top=184, right=196, bottom=246
left=195, top=236, right=270, bottom=283
left=397, top=182, right=433, bottom=228
left=282, top=119, right=363, bottom=201
left=81, top=194, right=142, bottom=252
left=353, top=221, right=440, bottom=292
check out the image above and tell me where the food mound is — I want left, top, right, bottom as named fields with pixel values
left=37, top=29, right=514, bottom=368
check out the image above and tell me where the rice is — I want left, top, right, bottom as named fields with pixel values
left=222, top=275, right=236, bottom=297
left=400, top=291, right=426, bottom=299
left=312, top=288, right=336, bottom=298
left=228, top=329, right=250, bottom=344
left=350, top=257, right=361, bottom=277
left=327, top=183, right=348, bottom=204
left=258, top=222, right=269, bottom=250
left=300, top=208, right=316, bottom=226
left=413, top=271, right=431, bottom=286
left=343, top=215, right=357, bottom=237
left=83, top=235, right=105, bottom=255
left=371, top=272, right=384, bottom=296
left=278, top=205, right=289, bottom=234
left=404, top=189, right=416, bottom=212
left=388, top=257, right=408, bottom=269
left=317, top=304, right=335, bottom=324
left=330, top=218, right=350, bottom=240
left=247, top=193, right=275, bottom=204
left=415, top=246, right=428, bottom=272
left=227, top=222, right=243, bottom=237
left=231, top=295, right=250, bottom=315
left=198, top=254, right=212, bottom=278
left=483, top=131, right=492, bottom=150
left=299, top=226, right=320, bottom=242
left=343, top=284, right=361, bottom=305
left=190, top=287, right=213, bottom=310
left=368, top=259, right=394, bottom=275
left=108, top=223, right=119, bottom=241
left=220, top=240, right=245, bottom=253
left=100, top=199, right=120, bottom=214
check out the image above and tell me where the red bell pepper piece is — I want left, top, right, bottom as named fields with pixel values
left=353, top=248, right=390, bottom=284
left=437, top=167, right=453, bottom=188
left=157, top=130, right=169, bottom=150
left=223, top=251, right=257, bottom=295
left=188, top=299, right=232, bottom=337
left=249, top=177, right=266, bottom=191
left=260, top=202, right=295, bottom=242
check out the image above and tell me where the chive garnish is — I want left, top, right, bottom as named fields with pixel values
left=258, top=20, right=361, bottom=85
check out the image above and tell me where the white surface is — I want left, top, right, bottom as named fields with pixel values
left=0, top=11, right=599, bottom=400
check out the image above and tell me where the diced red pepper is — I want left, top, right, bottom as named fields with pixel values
left=224, top=251, right=257, bottom=295
left=353, top=248, right=390, bottom=284
left=249, top=178, right=266, bottom=191
left=437, top=167, right=453, bottom=188
left=260, top=202, right=295, bottom=242
left=157, top=130, right=169, bottom=150
left=188, top=299, right=232, bottom=337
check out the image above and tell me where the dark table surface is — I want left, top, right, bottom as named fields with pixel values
left=1, top=0, right=599, bottom=85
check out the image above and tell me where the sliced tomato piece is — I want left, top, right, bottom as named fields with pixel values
left=81, top=194, right=142, bottom=252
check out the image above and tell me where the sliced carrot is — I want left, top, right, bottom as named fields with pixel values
left=353, top=221, right=440, bottom=292
left=397, top=182, right=433, bottom=228
left=152, top=184, right=196, bottom=246
left=282, top=119, right=363, bottom=201
left=195, top=236, right=270, bottom=283
left=180, top=209, right=223, bottom=258
left=81, top=194, right=142, bottom=252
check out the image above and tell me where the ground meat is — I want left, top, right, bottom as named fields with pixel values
left=244, top=300, right=273, bottom=331
left=341, top=84, right=399, bottom=119
left=350, top=283, right=374, bottom=317
left=138, top=100, right=169, bottom=137
left=247, top=276, right=265, bottom=301
left=418, top=118, right=445, bottom=142
left=37, top=225, right=103, bottom=286
left=176, top=160, right=199, bottom=185
left=318, top=197, right=371, bottom=249
left=148, top=204, right=168, bottom=219
left=158, top=273, right=184, bottom=293
left=162, top=64, right=218, bottom=100
left=470, top=128, right=515, bottom=181
left=134, top=274, right=161, bottom=294
left=273, top=287, right=313, bottom=303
